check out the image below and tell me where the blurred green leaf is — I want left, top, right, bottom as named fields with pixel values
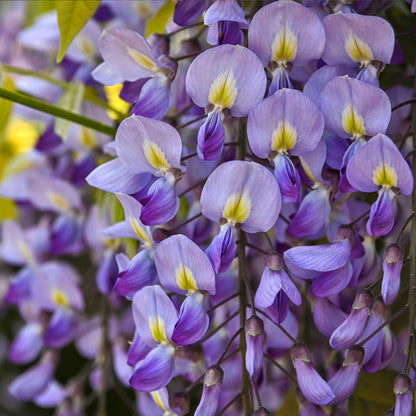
left=145, top=0, right=175, bottom=38
left=0, top=72, right=15, bottom=139
left=54, top=82, right=85, bottom=140
left=24, top=0, right=56, bottom=26
left=275, top=389, right=299, bottom=415
left=348, top=370, right=396, bottom=416
left=56, top=0, right=100, bottom=63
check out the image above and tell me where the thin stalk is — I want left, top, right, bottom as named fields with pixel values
left=392, top=99, right=416, bottom=112
left=217, top=393, right=243, bottom=416
left=168, top=212, right=202, bottom=232
left=171, top=52, right=200, bottom=61
left=199, top=311, right=239, bottom=343
left=0, top=86, right=117, bottom=136
left=348, top=209, right=370, bottom=227
left=263, top=232, right=275, bottom=251
left=251, top=378, right=262, bottom=408
left=256, top=309, right=297, bottom=343
left=264, top=353, right=297, bottom=383
left=395, top=212, right=415, bottom=243
left=178, top=177, right=206, bottom=197
left=358, top=306, right=408, bottom=347
left=177, top=114, right=206, bottom=130
left=246, top=242, right=269, bottom=255
left=404, top=55, right=416, bottom=375
left=181, top=152, right=198, bottom=161
left=163, top=21, right=204, bottom=37
left=237, top=116, right=252, bottom=415
left=206, top=293, right=239, bottom=315
left=217, top=329, right=242, bottom=365
left=1, top=63, right=126, bottom=117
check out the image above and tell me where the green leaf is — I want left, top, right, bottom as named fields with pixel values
left=145, top=0, right=176, bottom=38
left=0, top=71, right=15, bottom=137
left=348, top=370, right=396, bottom=416
left=275, top=389, right=299, bottom=415
left=24, top=0, right=56, bottom=26
left=54, top=82, right=85, bottom=140
left=56, top=0, right=101, bottom=63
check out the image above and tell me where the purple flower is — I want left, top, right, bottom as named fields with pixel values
left=186, top=44, right=266, bottom=159
left=330, top=290, right=374, bottom=351
left=382, top=244, right=403, bottom=305
left=245, top=315, right=265, bottom=378
left=290, top=343, right=335, bottom=405
left=255, top=252, right=301, bottom=324
left=247, top=88, right=324, bottom=202
left=249, top=0, right=325, bottom=94
left=200, top=161, right=281, bottom=233
left=195, top=365, right=224, bottom=416
left=393, top=374, right=413, bottom=416
left=346, top=133, right=413, bottom=236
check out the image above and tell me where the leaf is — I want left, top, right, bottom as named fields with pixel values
left=54, top=82, right=85, bottom=140
left=348, top=370, right=396, bottom=416
left=56, top=0, right=101, bottom=63
left=275, top=389, right=299, bottom=415
left=0, top=71, right=15, bottom=140
left=25, top=0, right=56, bottom=26
left=145, top=0, right=176, bottom=38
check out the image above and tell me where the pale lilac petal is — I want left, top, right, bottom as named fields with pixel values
left=284, top=240, right=351, bottom=273
left=318, top=76, right=391, bottom=139
left=132, top=285, right=178, bottom=347
left=322, top=14, right=395, bottom=66
left=155, top=234, right=216, bottom=295
left=311, top=262, right=353, bottom=298
left=248, top=1, right=325, bottom=67
left=200, top=161, right=281, bottom=233
left=367, top=189, right=395, bottom=237
left=116, top=116, right=182, bottom=176
left=247, top=88, right=324, bottom=158
left=86, top=158, right=152, bottom=194
left=186, top=44, right=266, bottom=117
left=313, top=298, right=347, bottom=338
left=9, top=323, right=43, bottom=364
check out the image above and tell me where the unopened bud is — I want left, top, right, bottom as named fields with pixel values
left=335, top=225, right=355, bottom=247
left=204, top=365, right=224, bottom=387
left=384, top=244, right=403, bottom=264
left=264, top=252, right=284, bottom=270
left=394, top=373, right=412, bottom=395
left=290, top=343, right=310, bottom=363
left=353, top=289, right=374, bottom=310
left=344, top=345, right=365, bottom=366
left=246, top=315, right=264, bottom=337
left=170, top=392, right=189, bottom=415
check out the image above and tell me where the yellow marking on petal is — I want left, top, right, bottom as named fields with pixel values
left=372, top=163, right=397, bottom=188
left=127, top=47, right=159, bottom=72
left=208, top=71, right=238, bottom=110
left=151, top=391, right=168, bottom=412
left=143, top=137, right=171, bottom=173
left=5, top=119, right=39, bottom=155
left=175, top=263, right=198, bottom=292
left=300, top=158, right=318, bottom=184
left=46, top=191, right=71, bottom=212
left=271, top=27, right=298, bottom=65
left=104, top=84, right=130, bottom=120
left=342, top=103, right=366, bottom=139
left=149, top=316, right=168, bottom=343
left=80, top=37, right=95, bottom=60
left=271, top=120, right=297, bottom=153
left=223, top=192, right=251, bottom=225
left=17, top=240, right=36, bottom=266
left=130, top=217, right=153, bottom=246
left=345, top=33, right=374, bottom=66
left=80, top=128, right=96, bottom=150
left=52, top=288, right=70, bottom=308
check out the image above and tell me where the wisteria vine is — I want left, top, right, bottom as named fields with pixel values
left=0, top=1, right=416, bottom=415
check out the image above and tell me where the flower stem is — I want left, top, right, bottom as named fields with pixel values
left=0, top=86, right=117, bottom=136
left=404, top=57, right=416, bottom=375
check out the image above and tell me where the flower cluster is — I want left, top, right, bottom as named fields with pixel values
left=0, top=1, right=416, bottom=415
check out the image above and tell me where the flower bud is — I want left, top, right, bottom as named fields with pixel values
left=393, top=374, right=413, bottom=416
left=195, top=365, right=224, bottom=416
left=382, top=244, right=403, bottom=305
left=170, top=392, right=190, bottom=415
left=255, top=407, right=271, bottom=416
left=246, top=315, right=265, bottom=378
left=264, top=251, right=284, bottom=270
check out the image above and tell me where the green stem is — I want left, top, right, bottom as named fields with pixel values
left=0, top=86, right=117, bottom=136
left=404, top=56, right=416, bottom=375
left=1, top=63, right=126, bottom=118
